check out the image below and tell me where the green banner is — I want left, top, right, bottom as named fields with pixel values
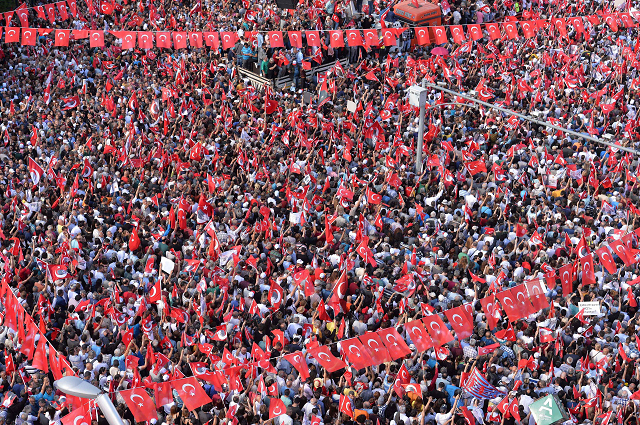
left=529, top=395, right=568, bottom=425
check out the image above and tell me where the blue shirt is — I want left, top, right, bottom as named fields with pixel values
left=445, top=384, right=460, bottom=406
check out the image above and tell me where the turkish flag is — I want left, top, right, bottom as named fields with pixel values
left=173, top=32, right=187, bottom=48
left=269, top=31, right=284, bottom=47
left=118, top=31, right=136, bottom=49
left=204, top=32, right=219, bottom=49
left=596, top=246, right=617, bottom=274
left=333, top=270, right=348, bottom=299
left=619, top=12, right=636, bottom=27
left=60, top=406, right=91, bottom=425
left=485, top=23, right=500, bottom=39
left=307, top=345, right=346, bottom=372
left=382, top=28, right=396, bottom=46
left=477, top=343, right=500, bottom=356
left=269, top=398, right=287, bottom=419
left=89, top=30, right=104, bottom=47
left=495, top=288, right=521, bottom=321
left=129, top=228, right=141, bottom=251
left=495, top=323, right=516, bottom=341
left=580, top=254, right=596, bottom=286
left=422, top=314, right=454, bottom=347
left=341, top=337, right=375, bottom=369
left=171, top=377, right=211, bottom=411
left=120, top=388, right=157, bottom=423
left=521, top=21, right=536, bottom=38
left=508, top=398, right=521, bottom=421
left=433, top=26, right=447, bottom=44
left=55, top=29, right=69, bottom=46
left=366, top=187, right=382, bottom=204
left=190, top=362, right=223, bottom=385
left=339, top=395, right=354, bottom=418
left=32, top=337, right=48, bottom=372
left=450, top=25, right=465, bottom=43
left=415, top=27, right=430, bottom=45
left=148, top=280, right=161, bottom=302
left=4, top=350, right=15, bottom=376
left=220, top=31, right=237, bottom=49
left=610, top=240, right=634, bottom=266
left=346, top=30, right=363, bottom=46
left=362, top=29, right=379, bottom=47
left=327, top=30, right=343, bottom=47
left=122, top=328, right=134, bottom=347
left=510, top=284, right=536, bottom=317
left=605, top=14, right=618, bottom=32
left=480, top=295, right=502, bottom=330
left=466, top=160, right=487, bottom=175
left=306, top=30, right=321, bottom=46
left=292, top=269, right=310, bottom=288
left=284, top=352, right=310, bottom=380
left=467, top=24, right=482, bottom=40
left=553, top=18, right=568, bottom=37
left=444, top=305, right=473, bottom=339
left=44, top=4, right=56, bottom=22
left=20, top=318, right=37, bottom=360
left=569, top=17, right=585, bottom=33
left=503, top=22, right=519, bottom=39
left=138, top=32, right=153, bottom=49
left=525, top=279, right=549, bottom=311
left=57, top=2, right=69, bottom=20
left=377, top=327, right=412, bottom=359
left=267, top=280, right=284, bottom=311
left=68, top=0, right=78, bottom=16
left=5, top=27, right=19, bottom=43
left=402, top=382, right=422, bottom=397
left=156, top=32, right=171, bottom=48
left=544, top=271, right=557, bottom=290
left=493, top=396, right=510, bottom=415
left=16, top=7, right=28, bottom=27
left=100, top=0, right=113, bottom=14
left=28, top=157, right=44, bottom=184
left=287, top=31, right=302, bottom=48
left=359, top=332, right=391, bottom=364
left=404, top=319, right=433, bottom=351
left=559, top=263, right=574, bottom=297
left=189, top=32, right=202, bottom=48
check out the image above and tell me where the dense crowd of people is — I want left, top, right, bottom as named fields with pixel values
left=1, top=0, right=640, bottom=425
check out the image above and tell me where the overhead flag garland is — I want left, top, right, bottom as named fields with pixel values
left=0, top=7, right=638, bottom=49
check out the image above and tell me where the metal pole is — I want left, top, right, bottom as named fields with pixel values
left=96, top=394, right=127, bottom=425
left=423, top=82, right=640, bottom=156
left=416, top=79, right=426, bottom=174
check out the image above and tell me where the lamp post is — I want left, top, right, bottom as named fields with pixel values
left=54, top=376, right=126, bottom=425
left=408, top=81, right=428, bottom=174
left=406, top=82, right=471, bottom=174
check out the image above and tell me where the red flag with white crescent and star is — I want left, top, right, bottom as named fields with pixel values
left=120, top=388, right=157, bottom=423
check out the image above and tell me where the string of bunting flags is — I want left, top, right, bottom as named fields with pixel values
left=2, top=11, right=640, bottom=50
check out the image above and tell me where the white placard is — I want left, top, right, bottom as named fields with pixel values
left=578, top=301, right=600, bottom=316
left=289, top=211, right=302, bottom=224
left=160, top=256, right=175, bottom=275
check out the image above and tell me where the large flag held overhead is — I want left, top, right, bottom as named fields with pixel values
left=462, top=367, right=507, bottom=399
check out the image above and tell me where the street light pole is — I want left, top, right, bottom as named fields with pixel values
left=416, top=80, right=427, bottom=175
left=423, top=82, right=640, bottom=156
left=55, top=376, right=127, bottom=425
left=406, top=91, right=471, bottom=174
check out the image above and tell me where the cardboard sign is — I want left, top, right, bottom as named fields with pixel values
left=578, top=301, right=600, bottom=316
